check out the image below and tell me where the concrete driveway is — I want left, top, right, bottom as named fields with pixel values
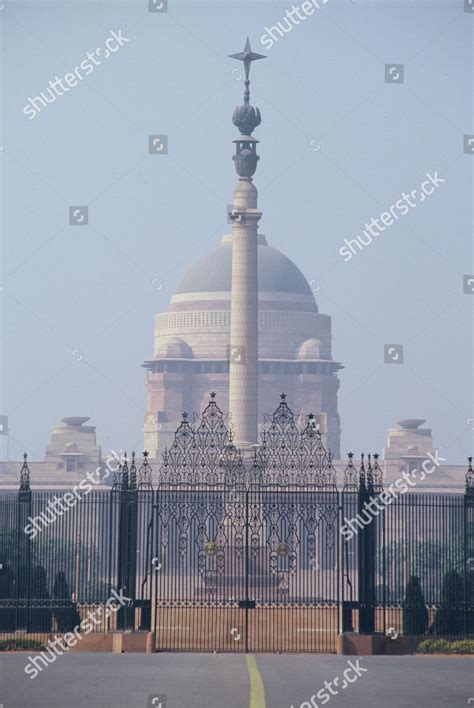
left=1, top=652, right=473, bottom=708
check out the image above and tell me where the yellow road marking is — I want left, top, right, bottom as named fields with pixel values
left=246, top=654, right=266, bottom=708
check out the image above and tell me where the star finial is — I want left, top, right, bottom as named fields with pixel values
left=229, top=37, right=266, bottom=81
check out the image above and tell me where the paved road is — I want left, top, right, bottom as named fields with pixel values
left=1, top=652, right=473, bottom=708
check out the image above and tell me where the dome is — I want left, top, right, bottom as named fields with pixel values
left=298, top=338, right=321, bottom=360
left=175, top=236, right=316, bottom=306
left=152, top=235, right=333, bottom=362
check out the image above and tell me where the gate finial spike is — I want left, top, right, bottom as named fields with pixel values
left=19, top=453, right=31, bottom=492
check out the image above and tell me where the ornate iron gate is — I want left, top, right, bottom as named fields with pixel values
left=151, top=484, right=342, bottom=652
left=151, top=395, right=343, bottom=652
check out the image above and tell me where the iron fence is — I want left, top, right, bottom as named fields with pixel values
left=0, top=395, right=472, bottom=653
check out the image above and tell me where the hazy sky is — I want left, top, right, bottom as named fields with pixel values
left=1, top=0, right=472, bottom=464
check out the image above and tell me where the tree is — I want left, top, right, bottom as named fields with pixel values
left=467, top=572, right=474, bottom=635
left=29, top=566, right=52, bottom=632
left=403, top=575, right=428, bottom=635
left=53, top=571, right=81, bottom=632
left=434, top=570, right=464, bottom=636
left=0, top=562, right=16, bottom=630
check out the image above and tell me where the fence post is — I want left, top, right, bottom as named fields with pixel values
left=116, top=454, right=138, bottom=631
left=16, top=454, right=32, bottom=631
left=358, top=455, right=375, bottom=633
left=464, top=457, right=474, bottom=636
left=137, top=452, right=154, bottom=631
left=341, top=453, right=357, bottom=633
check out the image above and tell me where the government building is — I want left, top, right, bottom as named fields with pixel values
left=142, top=233, right=343, bottom=458
left=0, top=41, right=468, bottom=492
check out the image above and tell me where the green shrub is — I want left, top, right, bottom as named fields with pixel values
left=416, top=638, right=474, bottom=654
left=434, top=571, right=464, bottom=635
left=0, top=638, right=46, bottom=651
left=403, top=576, right=429, bottom=635
left=417, top=638, right=449, bottom=653
left=416, top=639, right=433, bottom=653
left=448, top=640, right=474, bottom=654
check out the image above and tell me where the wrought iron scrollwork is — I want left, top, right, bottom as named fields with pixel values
left=138, top=451, right=153, bottom=490
left=129, top=451, right=137, bottom=490
left=259, top=395, right=339, bottom=488
left=157, top=392, right=385, bottom=491
left=160, top=394, right=245, bottom=486
left=342, top=452, right=357, bottom=491
left=19, top=453, right=31, bottom=492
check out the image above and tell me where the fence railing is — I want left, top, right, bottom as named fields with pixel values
left=0, top=394, right=472, bottom=652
